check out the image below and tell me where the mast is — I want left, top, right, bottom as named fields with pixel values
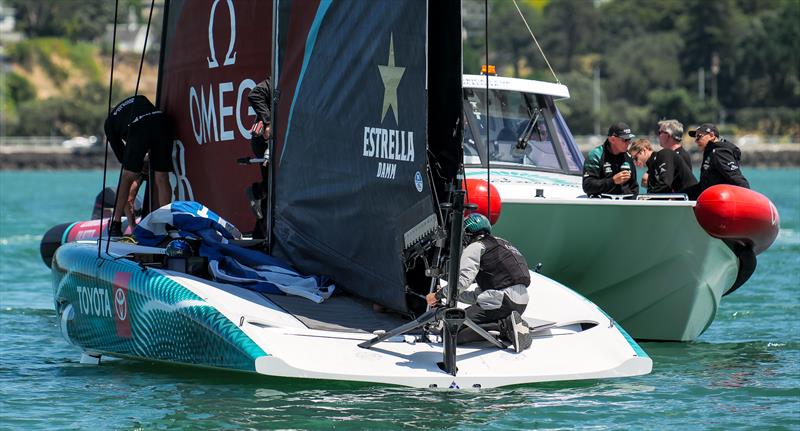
left=267, top=0, right=279, bottom=251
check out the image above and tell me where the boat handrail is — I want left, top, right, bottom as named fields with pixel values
left=636, top=194, right=689, bottom=201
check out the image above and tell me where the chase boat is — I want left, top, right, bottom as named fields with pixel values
left=460, top=74, right=780, bottom=341
left=40, top=0, right=651, bottom=388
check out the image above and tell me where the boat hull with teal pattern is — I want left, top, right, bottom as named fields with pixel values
left=52, top=242, right=267, bottom=371
left=49, top=240, right=652, bottom=387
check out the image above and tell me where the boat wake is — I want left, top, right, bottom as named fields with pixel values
left=0, top=234, right=43, bottom=246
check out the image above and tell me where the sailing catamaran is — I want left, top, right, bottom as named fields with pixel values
left=41, top=0, right=651, bottom=387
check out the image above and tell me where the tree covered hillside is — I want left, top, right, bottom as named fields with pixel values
left=464, top=0, right=799, bottom=139
left=1, top=0, right=159, bottom=138
left=1, top=0, right=798, bottom=140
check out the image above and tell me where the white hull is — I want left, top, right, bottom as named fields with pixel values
left=168, top=267, right=650, bottom=388
left=53, top=240, right=650, bottom=388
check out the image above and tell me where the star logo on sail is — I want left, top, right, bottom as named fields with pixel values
left=362, top=33, right=415, bottom=182
left=378, top=34, right=405, bottom=124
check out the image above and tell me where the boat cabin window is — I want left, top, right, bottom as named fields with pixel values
left=462, top=88, right=581, bottom=174
left=463, top=118, right=482, bottom=165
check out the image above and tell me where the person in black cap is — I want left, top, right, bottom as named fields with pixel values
left=684, top=123, right=749, bottom=200
left=582, top=122, right=639, bottom=197
left=104, top=95, right=173, bottom=237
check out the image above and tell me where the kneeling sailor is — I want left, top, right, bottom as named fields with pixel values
left=427, top=213, right=532, bottom=352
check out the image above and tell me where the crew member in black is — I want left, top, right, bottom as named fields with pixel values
left=426, top=213, right=532, bottom=353
left=582, top=122, right=640, bottom=197
left=657, top=119, right=692, bottom=167
left=104, top=95, right=172, bottom=237
left=629, top=138, right=697, bottom=194
left=246, top=78, right=272, bottom=239
left=684, top=123, right=750, bottom=200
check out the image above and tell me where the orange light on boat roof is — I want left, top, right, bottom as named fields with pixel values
left=481, top=64, right=497, bottom=75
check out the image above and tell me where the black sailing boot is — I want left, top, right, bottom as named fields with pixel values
left=108, top=220, right=123, bottom=238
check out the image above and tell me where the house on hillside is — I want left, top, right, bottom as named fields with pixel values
left=0, top=3, right=22, bottom=45
left=104, top=4, right=163, bottom=54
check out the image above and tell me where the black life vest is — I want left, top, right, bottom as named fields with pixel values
left=474, top=235, right=531, bottom=290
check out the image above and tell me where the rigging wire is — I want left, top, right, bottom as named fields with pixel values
left=137, top=0, right=156, bottom=230
left=484, top=0, right=490, bottom=222
left=135, top=0, right=156, bottom=97
left=104, top=0, right=156, bottom=255
left=98, top=0, right=120, bottom=260
left=511, top=0, right=560, bottom=84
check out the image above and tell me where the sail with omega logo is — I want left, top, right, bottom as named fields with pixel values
left=157, top=0, right=463, bottom=313
left=157, top=0, right=271, bottom=230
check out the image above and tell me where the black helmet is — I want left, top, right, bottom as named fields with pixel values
left=464, top=213, right=491, bottom=235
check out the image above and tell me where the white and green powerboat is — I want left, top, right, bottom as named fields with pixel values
left=461, top=74, right=778, bottom=341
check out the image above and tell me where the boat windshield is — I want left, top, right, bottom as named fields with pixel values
left=462, top=87, right=582, bottom=173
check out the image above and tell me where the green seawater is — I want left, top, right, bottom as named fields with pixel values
left=1, top=169, right=798, bottom=430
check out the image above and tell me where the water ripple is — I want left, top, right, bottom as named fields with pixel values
left=0, top=169, right=798, bottom=430
left=0, top=234, right=43, bottom=246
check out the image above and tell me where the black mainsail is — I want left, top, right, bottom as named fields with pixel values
left=271, top=0, right=463, bottom=312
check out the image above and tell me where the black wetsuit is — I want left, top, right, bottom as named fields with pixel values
left=674, top=146, right=692, bottom=169
left=247, top=78, right=272, bottom=158
left=247, top=79, right=272, bottom=238
left=104, top=95, right=171, bottom=172
left=582, top=139, right=639, bottom=197
left=685, top=138, right=750, bottom=200
left=645, top=148, right=698, bottom=194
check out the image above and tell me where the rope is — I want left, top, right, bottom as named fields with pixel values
left=512, top=0, right=560, bottom=84
left=99, top=0, right=120, bottom=259
left=104, top=0, right=156, bottom=255
left=135, top=0, right=156, bottom=219
left=484, top=0, right=491, bottom=220
left=135, top=0, right=156, bottom=96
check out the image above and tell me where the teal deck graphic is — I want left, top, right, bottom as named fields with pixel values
left=53, top=243, right=266, bottom=371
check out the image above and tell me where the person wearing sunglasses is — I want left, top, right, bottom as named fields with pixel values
left=629, top=138, right=697, bottom=194
left=582, top=122, right=640, bottom=198
left=657, top=119, right=692, bottom=168
left=684, top=123, right=750, bottom=200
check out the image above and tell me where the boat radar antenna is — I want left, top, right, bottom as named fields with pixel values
left=100, top=0, right=157, bottom=256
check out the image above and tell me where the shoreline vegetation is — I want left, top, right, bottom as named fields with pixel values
left=0, top=0, right=797, bottom=166
left=2, top=142, right=798, bottom=170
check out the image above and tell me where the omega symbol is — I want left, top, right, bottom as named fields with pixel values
left=114, top=287, right=127, bottom=321
left=207, top=0, right=237, bottom=69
